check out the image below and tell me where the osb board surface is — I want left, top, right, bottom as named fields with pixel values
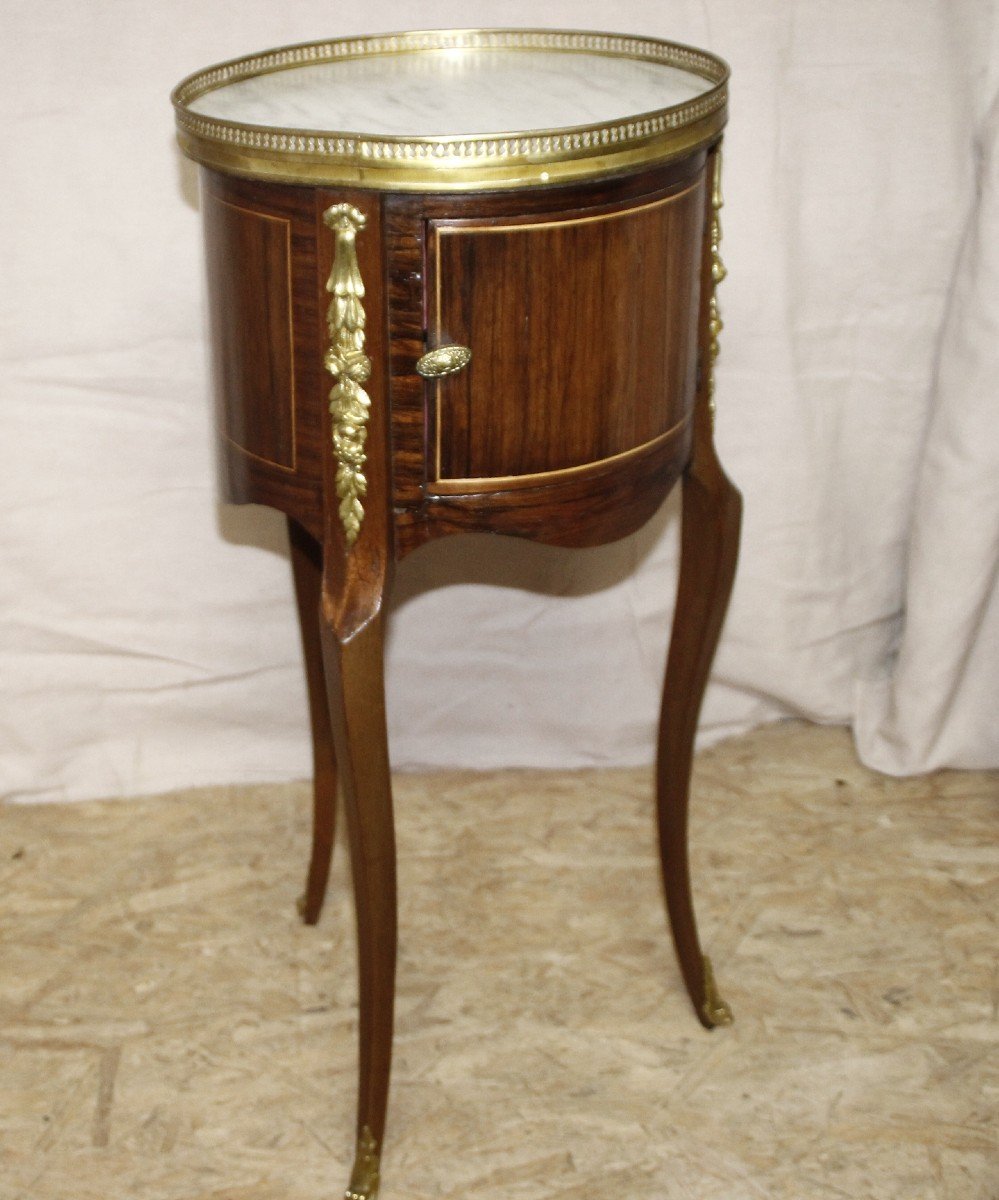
left=0, top=723, right=996, bottom=1200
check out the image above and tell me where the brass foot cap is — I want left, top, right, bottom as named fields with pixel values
left=345, top=1126, right=380, bottom=1200
left=701, top=955, right=734, bottom=1027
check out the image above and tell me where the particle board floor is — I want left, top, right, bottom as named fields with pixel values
left=1, top=723, right=996, bottom=1200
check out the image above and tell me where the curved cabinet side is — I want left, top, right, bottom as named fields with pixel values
left=201, top=169, right=326, bottom=539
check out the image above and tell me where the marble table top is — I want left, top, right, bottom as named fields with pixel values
left=189, top=46, right=712, bottom=137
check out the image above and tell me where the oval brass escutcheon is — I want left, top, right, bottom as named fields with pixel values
left=415, top=344, right=472, bottom=378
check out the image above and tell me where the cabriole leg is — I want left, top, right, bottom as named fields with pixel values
left=288, top=517, right=338, bottom=925
left=656, top=438, right=741, bottom=1029
left=320, top=608, right=396, bottom=1200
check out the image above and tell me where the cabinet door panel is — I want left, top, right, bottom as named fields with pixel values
left=430, top=179, right=704, bottom=486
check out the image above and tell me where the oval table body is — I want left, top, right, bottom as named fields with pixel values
left=174, top=31, right=741, bottom=1200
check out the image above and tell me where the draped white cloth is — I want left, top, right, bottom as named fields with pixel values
left=2, top=1, right=997, bottom=803
left=856, top=84, right=999, bottom=772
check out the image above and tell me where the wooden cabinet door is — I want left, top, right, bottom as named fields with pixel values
left=427, top=178, right=705, bottom=492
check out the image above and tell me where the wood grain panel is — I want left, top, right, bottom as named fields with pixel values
left=203, top=195, right=296, bottom=469
left=430, top=180, right=704, bottom=483
left=383, top=153, right=707, bottom=514
left=200, top=171, right=327, bottom=540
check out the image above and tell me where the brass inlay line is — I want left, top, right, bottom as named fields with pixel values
left=220, top=432, right=297, bottom=475
left=436, top=176, right=700, bottom=237
left=324, top=203, right=371, bottom=547
left=429, top=418, right=690, bottom=496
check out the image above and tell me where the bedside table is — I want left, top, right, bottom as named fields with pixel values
left=173, top=29, right=740, bottom=1198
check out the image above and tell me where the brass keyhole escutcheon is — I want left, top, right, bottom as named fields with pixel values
left=415, top=344, right=472, bottom=378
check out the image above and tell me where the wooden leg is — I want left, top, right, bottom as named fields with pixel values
left=321, top=608, right=396, bottom=1200
left=656, top=439, right=742, bottom=1030
left=288, top=518, right=337, bottom=926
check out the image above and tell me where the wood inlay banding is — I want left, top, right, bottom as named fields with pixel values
left=203, top=196, right=297, bottom=471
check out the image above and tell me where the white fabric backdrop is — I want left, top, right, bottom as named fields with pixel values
left=2, top=1, right=997, bottom=803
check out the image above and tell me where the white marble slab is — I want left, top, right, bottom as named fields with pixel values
left=189, top=48, right=711, bottom=137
